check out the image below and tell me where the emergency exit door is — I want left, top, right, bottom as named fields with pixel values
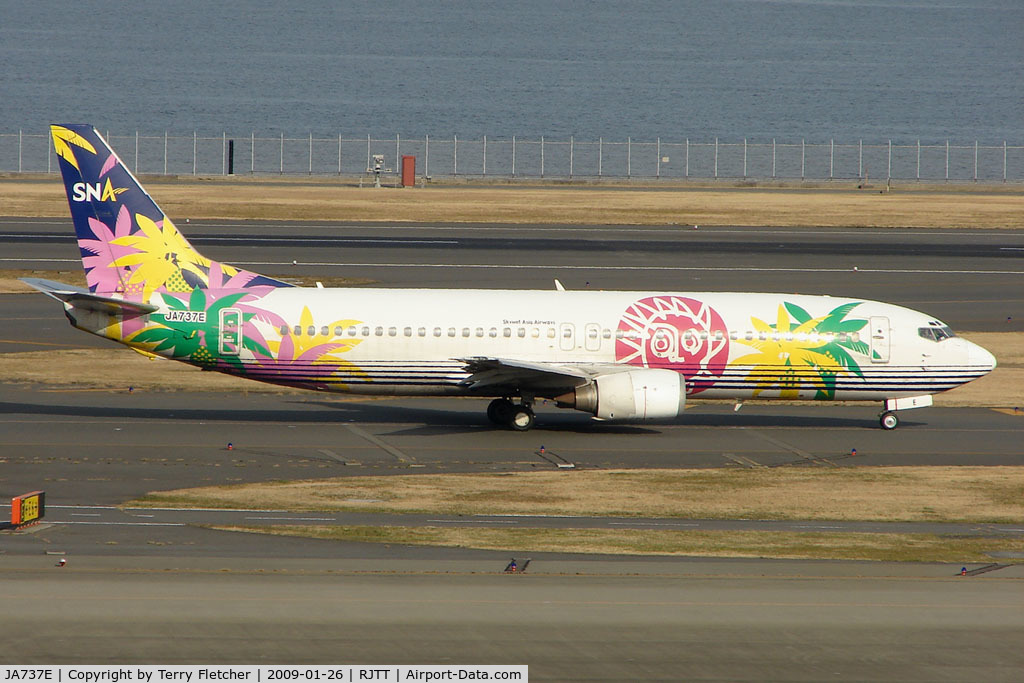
left=220, top=308, right=242, bottom=356
left=869, top=316, right=890, bottom=363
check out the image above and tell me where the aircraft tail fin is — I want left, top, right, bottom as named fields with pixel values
left=50, top=124, right=292, bottom=300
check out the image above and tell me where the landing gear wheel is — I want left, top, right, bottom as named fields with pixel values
left=509, top=407, right=535, bottom=432
left=880, top=411, right=899, bottom=430
left=487, top=398, right=514, bottom=425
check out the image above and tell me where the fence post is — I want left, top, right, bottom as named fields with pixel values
left=628, top=137, right=632, bottom=178
left=47, top=133, right=51, bottom=173
left=598, top=137, right=602, bottom=177
left=714, top=137, right=718, bottom=179
left=193, top=131, right=198, bottom=175
left=656, top=137, right=661, bottom=178
left=887, top=139, right=891, bottom=180
left=338, top=134, right=342, bottom=174
left=685, top=138, right=689, bottom=178
left=425, top=134, right=430, bottom=178
left=309, top=133, right=313, bottom=174
left=454, top=134, right=458, bottom=175
left=18, top=129, right=22, bottom=173
left=916, top=139, right=920, bottom=180
left=858, top=139, right=862, bottom=179
left=224, top=132, right=228, bottom=175
left=396, top=134, right=400, bottom=177
left=829, top=139, right=833, bottom=180
left=280, top=133, right=284, bottom=174
left=135, top=131, right=139, bottom=172
left=945, top=140, right=949, bottom=181
left=164, top=132, right=169, bottom=175
left=251, top=132, right=255, bottom=174
left=569, top=136, right=573, bottom=178
left=772, top=138, right=776, bottom=178
left=801, top=139, right=805, bottom=180
left=511, top=135, right=515, bottom=176
left=483, top=135, right=487, bottom=176
left=743, top=138, right=747, bottom=178
left=1005, top=140, right=1008, bottom=182
left=541, top=136, right=545, bottom=177
left=974, top=141, right=978, bottom=182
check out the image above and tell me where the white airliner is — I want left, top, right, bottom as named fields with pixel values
left=26, top=124, right=996, bottom=431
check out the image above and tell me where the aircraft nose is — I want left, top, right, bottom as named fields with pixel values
left=967, top=340, right=997, bottom=372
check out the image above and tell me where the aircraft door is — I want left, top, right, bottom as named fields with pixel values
left=219, top=308, right=242, bottom=356
left=559, top=323, right=576, bottom=351
left=584, top=323, right=601, bottom=352
left=869, top=316, right=890, bottom=363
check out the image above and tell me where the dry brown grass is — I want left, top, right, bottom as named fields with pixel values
left=3, top=177, right=1024, bottom=227
left=133, top=466, right=1024, bottom=524
left=212, top=524, right=1024, bottom=563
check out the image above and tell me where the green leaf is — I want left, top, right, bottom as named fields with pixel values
left=784, top=302, right=812, bottom=324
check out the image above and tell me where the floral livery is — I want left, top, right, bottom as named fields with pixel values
left=733, top=301, right=869, bottom=400
left=49, top=125, right=288, bottom=300
left=616, top=296, right=730, bottom=394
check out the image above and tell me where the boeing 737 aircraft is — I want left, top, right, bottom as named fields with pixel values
left=26, top=124, right=996, bottom=431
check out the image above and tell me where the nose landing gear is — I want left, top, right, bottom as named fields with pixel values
left=487, top=397, right=536, bottom=431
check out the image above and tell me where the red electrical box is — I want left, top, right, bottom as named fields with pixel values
left=401, top=155, right=416, bottom=187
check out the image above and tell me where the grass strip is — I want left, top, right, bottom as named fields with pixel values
left=209, top=524, right=1024, bottom=563
left=131, top=466, right=1024, bottom=524
left=4, top=179, right=1024, bottom=228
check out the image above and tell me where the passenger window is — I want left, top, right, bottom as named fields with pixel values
left=345, top=326, right=356, bottom=336
left=488, top=328, right=497, bottom=338
left=714, top=331, right=723, bottom=341
left=532, top=328, right=540, bottom=338
left=462, top=328, right=470, bottom=337
left=503, top=328, right=512, bottom=338
left=448, top=328, right=456, bottom=337
left=418, top=327, right=426, bottom=337
left=547, top=328, right=555, bottom=339
left=375, top=327, right=384, bottom=336
left=745, top=331, right=753, bottom=341
left=361, top=327, right=370, bottom=336
left=280, top=325, right=290, bottom=336
left=851, top=332, right=860, bottom=343
left=321, top=326, right=329, bottom=336
left=388, top=327, right=397, bottom=337
left=476, top=328, right=484, bottom=337
left=433, top=328, right=442, bottom=337
left=517, top=328, right=526, bottom=338
left=729, top=331, right=737, bottom=340
left=307, top=325, right=316, bottom=336
left=602, top=329, right=611, bottom=339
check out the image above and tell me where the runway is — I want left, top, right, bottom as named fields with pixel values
left=2, top=218, right=1024, bottom=679
left=2, top=217, right=1023, bottom=338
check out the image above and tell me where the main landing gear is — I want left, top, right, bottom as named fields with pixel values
left=487, top=397, right=535, bottom=431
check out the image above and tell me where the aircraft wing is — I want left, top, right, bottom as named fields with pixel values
left=21, top=278, right=159, bottom=315
left=456, top=356, right=596, bottom=393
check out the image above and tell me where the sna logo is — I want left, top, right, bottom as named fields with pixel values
left=71, top=178, right=128, bottom=202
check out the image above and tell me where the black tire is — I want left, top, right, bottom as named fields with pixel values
left=509, top=407, right=535, bottom=432
left=880, top=411, right=899, bottom=430
left=487, top=398, right=514, bottom=425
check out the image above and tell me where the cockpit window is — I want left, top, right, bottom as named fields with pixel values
left=919, top=326, right=956, bottom=342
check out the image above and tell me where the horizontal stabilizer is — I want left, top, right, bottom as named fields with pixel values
left=20, top=278, right=159, bottom=315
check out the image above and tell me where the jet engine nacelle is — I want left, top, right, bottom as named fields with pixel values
left=557, top=369, right=686, bottom=420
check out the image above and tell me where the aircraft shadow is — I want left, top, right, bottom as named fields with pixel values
left=0, top=400, right=907, bottom=433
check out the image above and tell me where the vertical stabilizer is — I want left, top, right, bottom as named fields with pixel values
left=50, top=124, right=291, bottom=300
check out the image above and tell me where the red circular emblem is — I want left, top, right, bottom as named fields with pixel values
left=616, top=296, right=730, bottom=394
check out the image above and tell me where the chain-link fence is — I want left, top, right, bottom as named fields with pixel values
left=2, top=130, right=1021, bottom=182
